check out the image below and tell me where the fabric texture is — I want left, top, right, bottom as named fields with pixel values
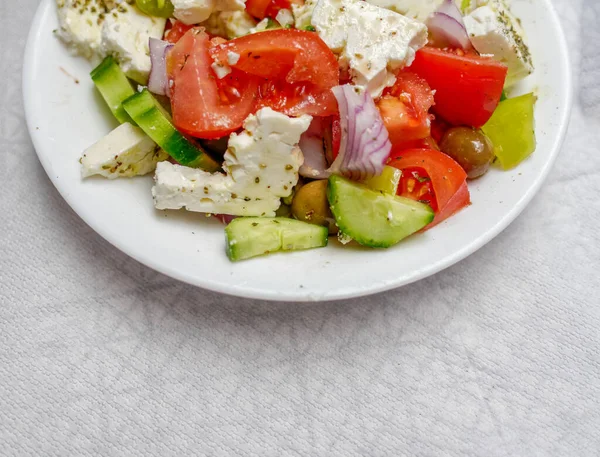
left=1, top=0, right=600, bottom=455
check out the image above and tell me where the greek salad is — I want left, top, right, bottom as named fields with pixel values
left=56, top=0, right=536, bottom=261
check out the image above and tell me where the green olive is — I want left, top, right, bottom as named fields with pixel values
left=136, top=0, right=174, bottom=18
left=291, top=180, right=337, bottom=234
left=440, top=127, right=495, bottom=179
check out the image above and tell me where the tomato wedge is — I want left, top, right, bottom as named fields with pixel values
left=167, top=29, right=259, bottom=139
left=164, top=20, right=193, bottom=44
left=212, top=30, right=338, bottom=89
left=397, top=167, right=438, bottom=211
left=430, top=116, right=450, bottom=144
left=256, top=80, right=339, bottom=116
left=245, top=0, right=272, bottom=18
left=409, top=47, right=508, bottom=128
left=210, top=29, right=339, bottom=116
left=246, top=0, right=299, bottom=19
left=429, top=181, right=470, bottom=229
left=377, top=71, right=434, bottom=147
left=388, top=149, right=470, bottom=228
left=393, top=136, right=439, bottom=152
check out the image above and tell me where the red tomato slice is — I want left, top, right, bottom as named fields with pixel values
left=265, top=0, right=300, bottom=18
left=409, top=47, right=508, bottom=128
left=167, top=29, right=259, bottom=139
left=398, top=167, right=438, bottom=211
left=388, top=149, right=470, bottom=226
left=394, top=136, right=439, bottom=152
left=246, top=0, right=300, bottom=19
left=164, top=20, right=193, bottom=44
left=428, top=181, right=470, bottom=229
left=255, top=79, right=338, bottom=116
left=211, top=29, right=340, bottom=116
left=377, top=71, right=434, bottom=147
left=430, top=116, right=450, bottom=144
left=246, top=0, right=272, bottom=18
left=212, top=30, right=338, bottom=89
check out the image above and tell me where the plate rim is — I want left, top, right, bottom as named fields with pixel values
left=22, top=0, right=574, bottom=302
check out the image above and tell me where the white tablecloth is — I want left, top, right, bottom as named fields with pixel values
left=2, top=1, right=599, bottom=455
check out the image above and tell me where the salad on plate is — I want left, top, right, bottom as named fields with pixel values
left=55, top=0, right=536, bottom=261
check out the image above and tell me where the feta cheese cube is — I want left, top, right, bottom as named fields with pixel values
left=101, top=4, right=166, bottom=84
left=227, top=51, right=241, bottom=65
left=172, top=0, right=215, bottom=24
left=219, top=0, right=247, bottom=11
left=211, top=60, right=232, bottom=78
left=464, top=1, right=533, bottom=83
left=202, top=10, right=258, bottom=38
left=153, top=162, right=282, bottom=216
left=249, top=18, right=272, bottom=34
left=292, top=0, right=317, bottom=29
left=275, top=9, right=295, bottom=28
left=172, top=0, right=246, bottom=25
left=55, top=0, right=110, bottom=60
left=364, top=0, right=480, bottom=22
left=81, top=123, right=168, bottom=179
left=152, top=108, right=312, bottom=217
left=312, top=0, right=427, bottom=97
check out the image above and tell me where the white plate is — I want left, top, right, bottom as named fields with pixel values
left=23, top=0, right=572, bottom=302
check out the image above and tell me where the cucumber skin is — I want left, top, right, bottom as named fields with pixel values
left=90, top=56, right=135, bottom=124
left=122, top=90, right=220, bottom=172
left=327, top=175, right=434, bottom=249
left=225, top=217, right=328, bottom=262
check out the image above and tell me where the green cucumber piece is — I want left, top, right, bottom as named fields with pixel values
left=225, top=217, right=328, bottom=261
left=327, top=175, right=434, bottom=248
left=122, top=89, right=220, bottom=172
left=363, top=166, right=402, bottom=195
left=90, top=56, right=136, bottom=124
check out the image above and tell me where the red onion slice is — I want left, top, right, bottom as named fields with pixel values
left=148, top=38, right=174, bottom=96
left=436, top=0, right=465, bottom=23
left=426, top=0, right=473, bottom=50
left=328, top=85, right=392, bottom=181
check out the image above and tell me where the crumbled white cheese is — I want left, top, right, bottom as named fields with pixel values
left=152, top=108, right=312, bottom=217
left=227, top=51, right=241, bottom=65
left=312, top=0, right=427, bottom=97
left=464, top=1, right=533, bottom=83
left=100, top=3, right=166, bottom=84
left=292, top=0, right=317, bottom=29
left=275, top=9, right=295, bottom=28
left=172, top=0, right=215, bottom=24
left=201, top=10, right=258, bottom=38
left=211, top=60, right=232, bottom=79
left=364, top=0, right=481, bottom=22
left=249, top=18, right=272, bottom=34
left=55, top=0, right=110, bottom=60
left=172, top=0, right=246, bottom=25
left=81, top=122, right=168, bottom=179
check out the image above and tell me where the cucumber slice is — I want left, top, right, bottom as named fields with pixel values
left=225, top=217, right=328, bottom=261
left=90, top=56, right=136, bottom=124
left=122, top=89, right=220, bottom=172
left=327, top=175, right=434, bottom=248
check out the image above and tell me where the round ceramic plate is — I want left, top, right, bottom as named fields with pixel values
left=23, top=0, right=572, bottom=302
